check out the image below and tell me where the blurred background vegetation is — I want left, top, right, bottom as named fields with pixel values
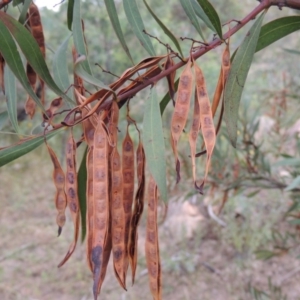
left=1, top=0, right=300, bottom=299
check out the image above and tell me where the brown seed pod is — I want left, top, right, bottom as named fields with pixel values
left=107, top=101, right=127, bottom=289
left=58, top=131, right=80, bottom=267
left=128, top=140, right=145, bottom=284
left=46, top=143, right=67, bottom=236
left=189, top=92, right=201, bottom=185
left=145, top=175, right=162, bottom=300
left=164, top=54, right=176, bottom=106
left=122, top=126, right=135, bottom=273
left=194, top=61, right=216, bottom=194
left=91, top=118, right=110, bottom=299
left=170, top=57, right=193, bottom=183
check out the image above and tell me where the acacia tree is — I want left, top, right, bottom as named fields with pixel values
left=1, top=0, right=300, bottom=299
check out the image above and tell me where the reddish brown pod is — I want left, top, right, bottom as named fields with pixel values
left=145, top=175, right=162, bottom=300
left=170, top=57, right=193, bottom=183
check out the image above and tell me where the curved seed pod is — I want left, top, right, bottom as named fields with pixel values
left=58, top=131, right=80, bottom=267
left=164, top=55, right=176, bottom=106
left=46, top=143, right=67, bottom=236
left=170, top=58, right=193, bottom=183
left=189, top=92, right=201, bottom=185
left=122, top=126, right=135, bottom=273
left=29, top=2, right=45, bottom=105
left=194, top=61, right=216, bottom=194
left=91, top=119, right=110, bottom=299
left=128, top=140, right=145, bottom=284
left=145, top=175, right=161, bottom=300
left=97, top=220, right=112, bottom=295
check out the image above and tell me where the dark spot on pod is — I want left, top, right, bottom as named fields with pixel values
left=95, top=169, right=106, bottom=182
left=67, top=172, right=74, bottom=184
left=113, top=194, right=121, bottom=209
left=149, top=264, right=157, bottom=277
left=199, top=87, right=206, bottom=97
left=113, top=230, right=122, bottom=244
left=67, top=158, right=73, bottom=168
left=148, top=197, right=155, bottom=211
left=96, top=200, right=106, bottom=213
left=178, top=90, right=189, bottom=104
left=124, top=140, right=132, bottom=152
left=95, top=133, right=106, bottom=148
left=70, top=201, right=77, bottom=212
left=112, top=213, right=121, bottom=226
left=67, top=142, right=73, bottom=154
left=91, top=245, right=102, bottom=267
left=203, top=116, right=212, bottom=127
left=56, top=172, right=65, bottom=184
left=201, top=102, right=210, bottom=114
left=113, top=247, right=123, bottom=261
left=124, top=201, right=132, bottom=214
left=123, top=171, right=132, bottom=183
left=204, top=129, right=215, bottom=140
left=123, top=155, right=134, bottom=168
left=96, top=217, right=106, bottom=230
left=180, top=75, right=190, bottom=88
left=51, top=97, right=62, bottom=107
left=147, top=230, right=155, bottom=243
left=68, top=187, right=76, bottom=199
left=43, top=109, right=52, bottom=120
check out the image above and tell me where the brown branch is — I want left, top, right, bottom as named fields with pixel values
left=116, top=0, right=300, bottom=103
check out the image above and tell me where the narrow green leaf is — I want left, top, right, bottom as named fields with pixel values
left=0, top=128, right=63, bottom=167
left=285, top=176, right=300, bottom=191
left=0, top=20, right=46, bottom=113
left=256, top=16, right=300, bottom=52
left=0, top=111, right=9, bottom=130
left=274, top=158, right=300, bottom=167
left=160, top=78, right=179, bottom=115
left=143, top=0, right=184, bottom=58
left=13, top=0, right=23, bottom=6
left=123, top=0, right=156, bottom=57
left=67, top=0, right=74, bottom=31
left=191, top=0, right=215, bottom=32
left=78, top=147, right=87, bottom=242
left=224, top=11, right=265, bottom=147
left=143, top=87, right=167, bottom=203
left=4, top=64, right=20, bottom=134
left=283, top=48, right=300, bottom=55
left=73, top=0, right=92, bottom=74
left=196, top=0, right=222, bottom=39
left=18, top=0, right=32, bottom=24
left=52, top=34, right=74, bottom=104
left=179, top=0, right=206, bottom=42
left=0, top=11, right=73, bottom=103
left=104, top=0, right=134, bottom=64
left=74, top=56, right=113, bottom=92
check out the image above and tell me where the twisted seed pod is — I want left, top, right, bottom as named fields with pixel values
left=164, top=55, right=176, bottom=106
left=122, top=126, right=135, bottom=273
left=145, top=175, right=161, bottom=300
left=194, top=61, right=216, bottom=194
left=128, top=140, right=145, bottom=284
left=91, top=118, right=110, bottom=299
left=170, top=58, right=193, bottom=183
left=58, top=131, right=80, bottom=267
left=46, top=144, right=67, bottom=236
